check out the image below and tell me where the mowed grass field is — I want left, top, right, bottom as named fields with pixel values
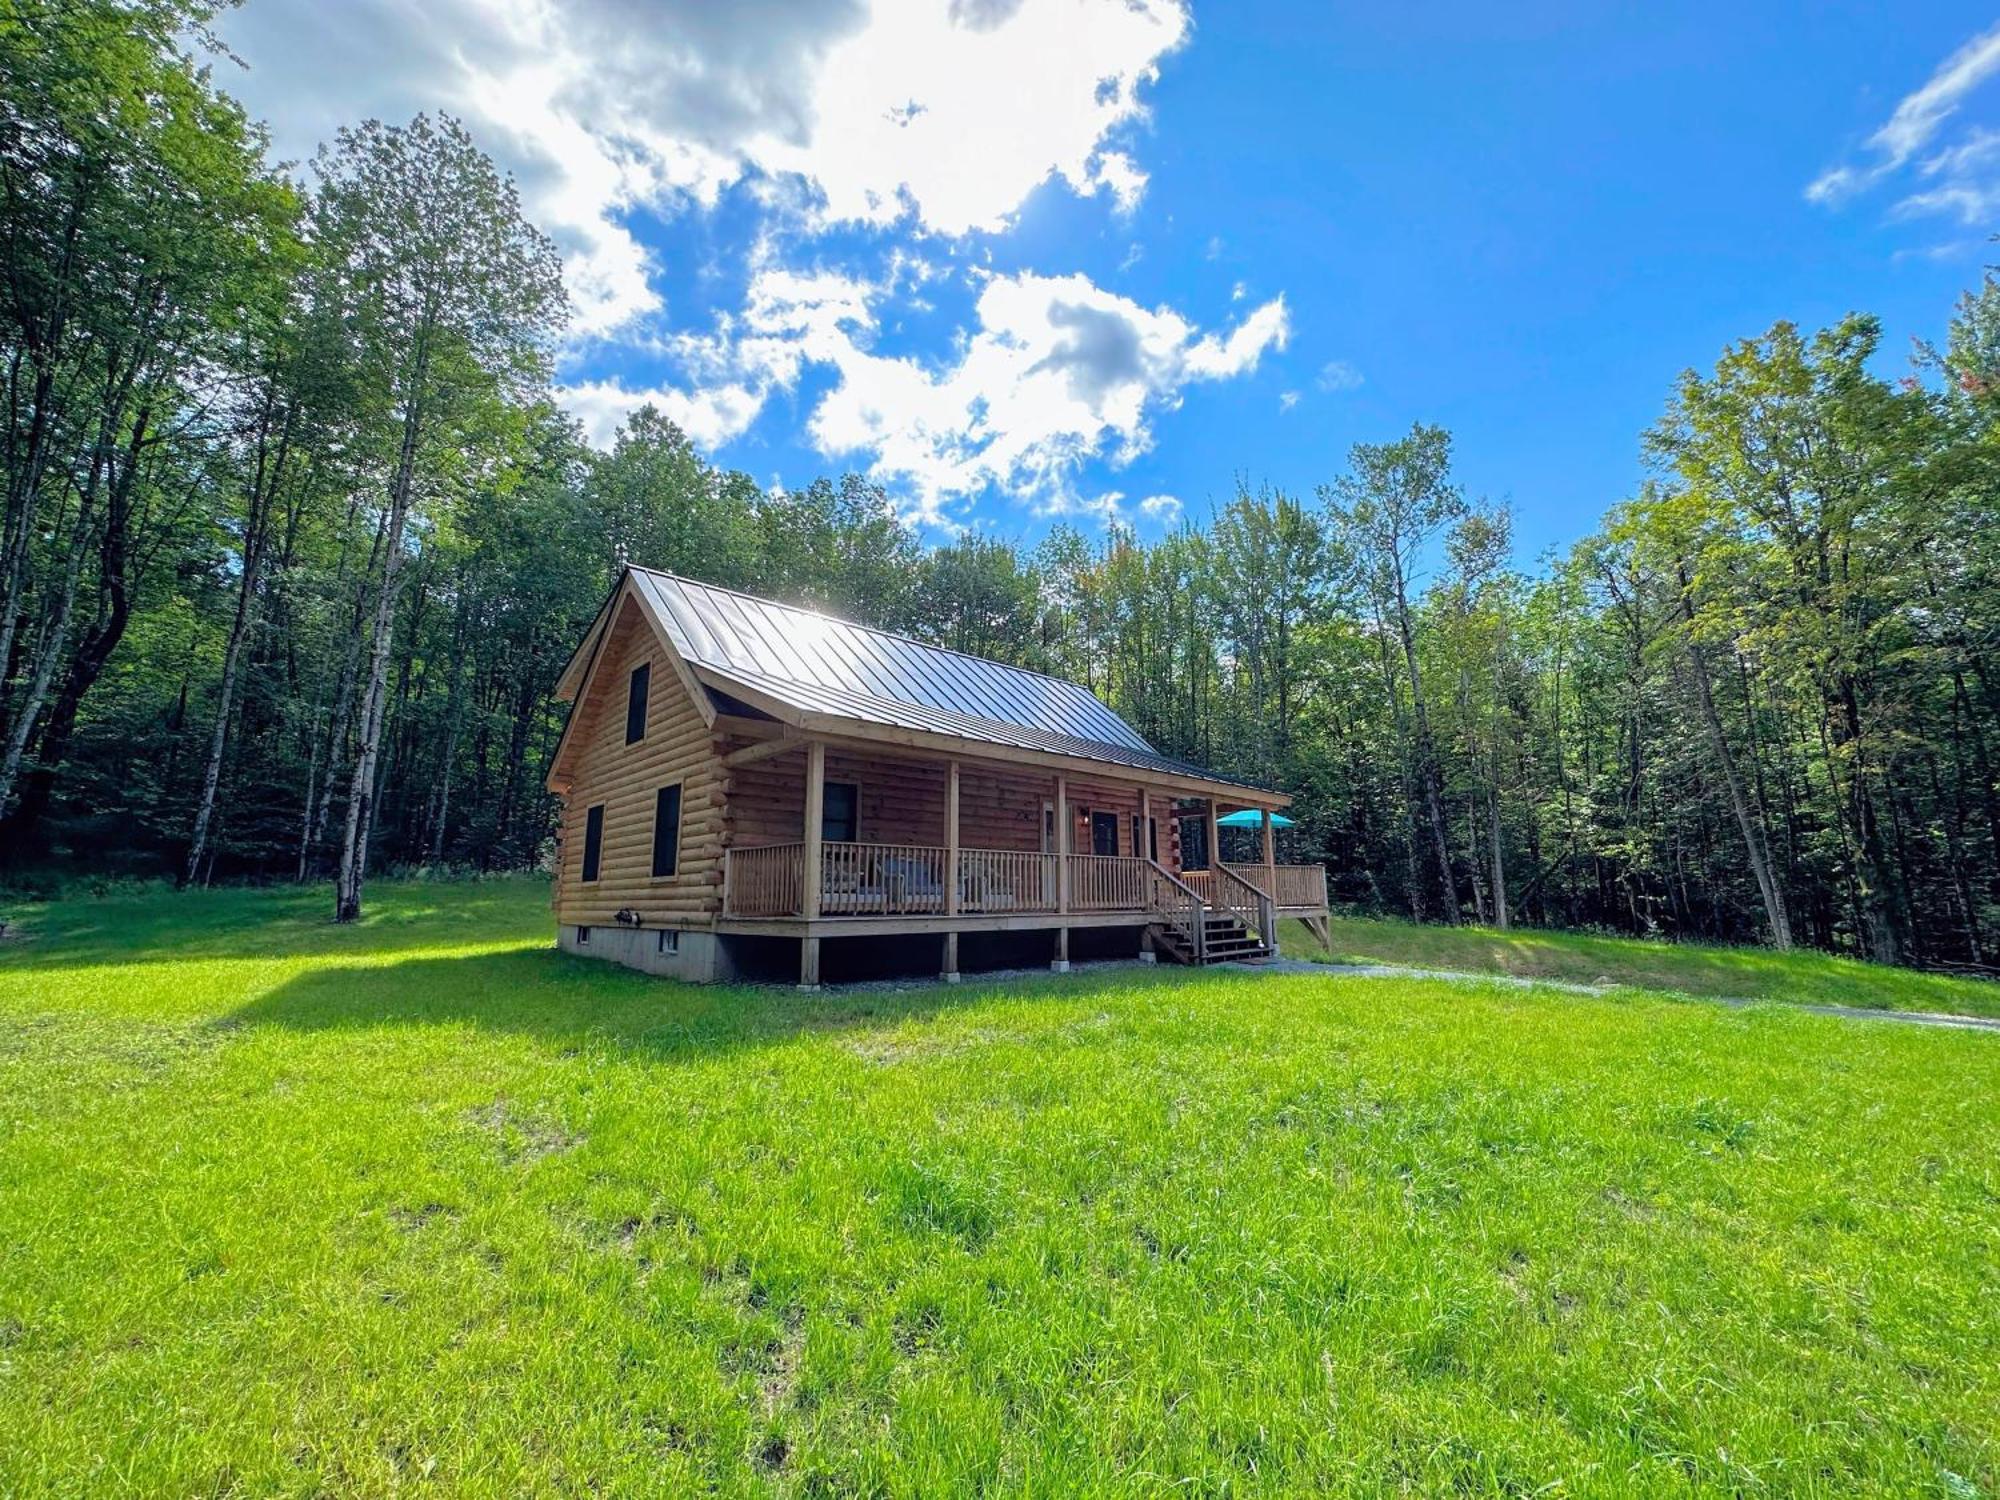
left=1, top=879, right=1996, bottom=1496
left=1280, top=913, right=2000, bottom=1019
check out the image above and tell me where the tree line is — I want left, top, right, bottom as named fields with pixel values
left=5, top=0, right=1998, bottom=968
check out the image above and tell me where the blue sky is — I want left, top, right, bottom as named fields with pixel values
left=216, top=1, right=2000, bottom=561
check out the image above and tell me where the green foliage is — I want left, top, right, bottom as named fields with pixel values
left=7, top=0, right=2000, bottom=975
left=2, top=879, right=1996, bottom=1493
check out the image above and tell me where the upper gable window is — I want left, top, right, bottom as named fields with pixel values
left=626, top=662, right=650, bottom=745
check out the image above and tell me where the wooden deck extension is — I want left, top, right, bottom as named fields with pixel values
left=721, top=835, right=1329, bottom=979
left=706, top=727, right=1333, bottom=987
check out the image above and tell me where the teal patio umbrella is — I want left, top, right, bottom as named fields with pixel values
left=1212, top=807, right=1296, bottom=864
left=1215, top=809, right=1295, bottom=828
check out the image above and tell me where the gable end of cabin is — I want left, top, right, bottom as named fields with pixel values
left=551, top=595, right=725, bottom=945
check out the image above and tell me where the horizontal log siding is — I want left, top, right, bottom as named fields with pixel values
left=724, top=742, right=1183, bottom=874
left=729, top=748, right=948, bottom=847
left=554, top=601, right=723, bottom=926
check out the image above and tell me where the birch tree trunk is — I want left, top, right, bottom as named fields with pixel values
left=1685, top=633, right=1792, bottom=949
left=1392, top=572, right=1461, bottom=923
left=0, top=457, right=99, bottom=814
left=184, top=397, right=293, bottom=886
left=334, top=358, right=427, bottom=923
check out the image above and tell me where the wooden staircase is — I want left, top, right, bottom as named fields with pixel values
left=1151, top=909, right=1273, bottom=966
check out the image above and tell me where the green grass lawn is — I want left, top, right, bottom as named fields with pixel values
left=2, top=878, right=1997, bottom=1496
left=1280, top=912, right=2000, bottom=1019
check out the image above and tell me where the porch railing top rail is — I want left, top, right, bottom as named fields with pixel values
left=723, top=842, right=1322, bottom=922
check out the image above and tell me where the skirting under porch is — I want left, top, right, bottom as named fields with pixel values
left=555, top=914, right=1304, bottom=988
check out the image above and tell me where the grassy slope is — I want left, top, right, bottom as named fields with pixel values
left=1280, top=913, right=2000, bottom=1019
left=1, top=879, right=1996, bottom=1497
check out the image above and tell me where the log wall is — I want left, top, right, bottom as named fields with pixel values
left=723, top=742, right=1185, bottom=872
left=553, top=599, right=725, bottom=926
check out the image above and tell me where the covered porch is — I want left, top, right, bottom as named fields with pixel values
left=715, top=727, right=1329, bottom=987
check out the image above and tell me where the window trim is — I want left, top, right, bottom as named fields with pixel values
left=581, top=803, right=605, bottom=884
left=625, top=661, right=651, bottom=745
left=651, top=781, right=683, bottom=880
left=656, top=928, right=679, bottom=956
left=575, top=925, right=592, bottom=946
left=1135, top=813, right=1159, bottom=862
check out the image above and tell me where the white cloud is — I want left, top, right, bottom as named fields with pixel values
left=610, top=265, right=1284, bottom=517
left=557, top=377, right=768, bottom=450
left=1278, top=390, right=1300, bottom=412
left=808, top=272, right=1289, bottom=521
left=210, top=0, right=1285, bottom=522
left=215, top=0, right=1188, bottom=335
left=756, top=0, right=1183, bottom=233
left=1808, top=21, right=2000, bottom=220
left=1138, top=493, right=1182, bottom=520
left=1089, top=151, right=1151, bottom=217
left=1316, top=359, right=1364, bottom=392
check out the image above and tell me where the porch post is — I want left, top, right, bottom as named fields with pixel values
left=1207, top=798, right=1222, bottom=874
left=1053, top=772, right=1070, bottom=971
left=800, top=740, right=825, bottom=991
left=1260, top=805, right=1278, bottom=950
left=943, top=758, right=960, bottom=982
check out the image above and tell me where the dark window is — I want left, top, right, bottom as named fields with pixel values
left=1182, top=814, right=1209, bottom=870
left=581, top=804, right=605, bottom=882
left=656, top=929, right=679, bottom=955
left=576, top=925, right=591, bottom=945
left=823, top=780, right=859, bottom=842
left=651, top=784, right=682, bottom=878
left=625, top=662, right=650, bottom=744
left=1091, top=810, right=1119, bottom=856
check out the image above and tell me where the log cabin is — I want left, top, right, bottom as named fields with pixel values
left=546, top=568, right=1332, bottom=988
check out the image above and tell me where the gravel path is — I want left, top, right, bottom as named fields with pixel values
left=828, top=953, right=2000, bottom=1032
left=1255, top=957, right=2000, bottom=1033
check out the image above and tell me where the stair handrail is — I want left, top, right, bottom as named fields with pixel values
left=1210, top=861, right=1276, bottom=951
left=1144, top=859, right=1207, bottom=963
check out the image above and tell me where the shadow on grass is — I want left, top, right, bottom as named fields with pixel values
left=0, top=878, right=552, bottom=972
left=222, top=945, right=1058, bottom=1059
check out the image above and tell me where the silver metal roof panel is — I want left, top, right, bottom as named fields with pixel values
left=627, top=569, right=1271, bottom=793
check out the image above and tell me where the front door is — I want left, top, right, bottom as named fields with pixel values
left=1091, top=810, right=1119, bottom=856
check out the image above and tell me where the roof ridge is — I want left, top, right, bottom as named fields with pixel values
left=630, top=565, right=1095, bottom=695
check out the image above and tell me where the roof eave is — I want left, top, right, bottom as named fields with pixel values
left=695, top=664, right=1288, bottom=807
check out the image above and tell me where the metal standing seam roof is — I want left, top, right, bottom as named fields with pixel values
left=625, top=569, right=1276, bottom=795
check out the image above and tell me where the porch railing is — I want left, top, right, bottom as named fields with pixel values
left=1066, top=853, right=1152, bottom=912
left=821, top=840, right=948, bottom=916
left=959, top=848, right=1058, bottom=914
left=1210, top=861, right=1277, bottom=948
left=1144, top=859, right=1206, bottom=960
left=721, top=842, right=1322, bottom=927
left=1221, top=862, right=1328, bottom=910
left=727, top=840, right=804, bottom=917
